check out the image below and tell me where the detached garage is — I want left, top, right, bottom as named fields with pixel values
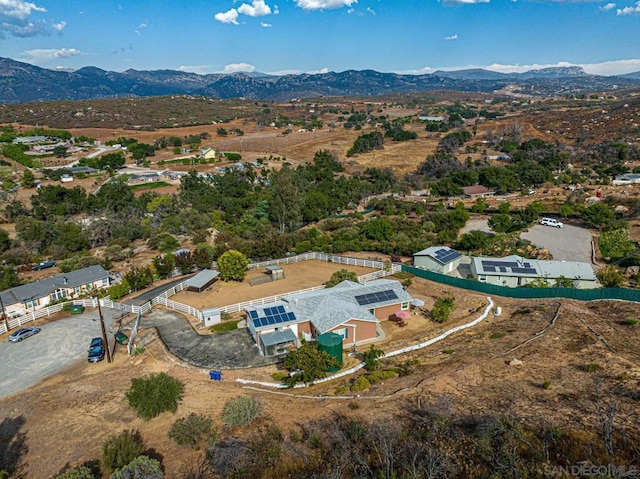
left=413, top=246, right=462, bottom=274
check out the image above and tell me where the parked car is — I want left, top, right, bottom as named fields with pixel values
left=9, top=326, right=41, bottom=342
left=32, top=260, right=56, bottom=271
left=87, top=337, right=105, bottom=363
left=539, top=217, right=564, bottom=228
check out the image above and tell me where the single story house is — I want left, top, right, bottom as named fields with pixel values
left=470, top=255, right=598, bottom=289
left=463, top=185, right=494, bottom=198
left=245, top=279, right=413, bottom=356
left=413, top=246, right=462, bottom=274
left=419, top=116, right=445, bottom=122
left=613, top=174, right=640, bottom=186
left=0, top=266, right=110, bottom=318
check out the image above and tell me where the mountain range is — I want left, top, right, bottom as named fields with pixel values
left=1, top=57, right=639, bottom=104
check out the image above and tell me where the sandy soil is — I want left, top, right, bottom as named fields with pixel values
left=172, top=260, right=378, bottom=310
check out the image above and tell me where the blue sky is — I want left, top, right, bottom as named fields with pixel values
left=1, top=0, right=639, bottom=76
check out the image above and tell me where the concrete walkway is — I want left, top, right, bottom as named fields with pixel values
left=141, top=309, right=278, bottom=369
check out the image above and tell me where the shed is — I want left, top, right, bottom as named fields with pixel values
left=202, top=307, right=221, bottom=327
left=185, top=269, right=219, bottom=292
left=266, top=265, right=285, bottom=280
left=413, top=246, right=462, bottom=274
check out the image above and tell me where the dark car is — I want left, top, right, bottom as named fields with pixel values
left=87, top=337, right=105, bottom=363
left=9, top=326, right=41, bottom=342
left=32, top=260, right=56, bottom=271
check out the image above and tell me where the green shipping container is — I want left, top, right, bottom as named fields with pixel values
left=317, top=332, right=343, bottom=372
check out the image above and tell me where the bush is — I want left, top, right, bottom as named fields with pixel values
left=542, top=379, right=552, bottom=390
left=350, top=376, right=371, bottom=392
left=580, top=363, right=602, bottom=373
left=125, top=373, right=184, bottom=420
left=168, top=413, right=216, bottom=449
left=431, top=294, right=455, bottom=323
left=54, top=466, right=96, bottom=479
left=101, top=430, right=144, bottom=475
left=110, top=456, right=163, bottom=479
left=363, top=345, right=385, bottom=372
left=622, top=317, right=638, bottom=325
left=365, top=370, right=396, bottom=383
left=442, top=349, right=455, bottom=355
left=489, top=332, right=507, bottom=339
left=222, top=396, right=263, bottom=427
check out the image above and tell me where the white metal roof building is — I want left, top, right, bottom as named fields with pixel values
left=470, top=255, right=598, bottom=289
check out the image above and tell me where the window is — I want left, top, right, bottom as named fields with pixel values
left=75, top=286, right=81, bottom=295
left=51, top=289, right=67, bottom=301
left=401, top=302, right=409, bottom=310
left=334, top=328, right=348, bottom=340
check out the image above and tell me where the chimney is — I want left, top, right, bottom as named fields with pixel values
left=63, top=276, right=68, bottom=285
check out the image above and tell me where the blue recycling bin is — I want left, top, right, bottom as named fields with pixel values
left=209, top=370, right=221, bottom=381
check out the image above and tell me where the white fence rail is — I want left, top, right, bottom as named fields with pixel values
left=236, top=297, right=494, bottom=389
left=1, top=254, right=396, bottom=335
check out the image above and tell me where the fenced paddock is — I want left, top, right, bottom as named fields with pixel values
left=0, top=253, right=396, bottom=335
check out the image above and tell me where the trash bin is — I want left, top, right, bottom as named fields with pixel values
left=114, top=331, right=128, bottom=345
left=69, top=304, right=85, bottom=314
left=209, top=370, right=221, bottom=381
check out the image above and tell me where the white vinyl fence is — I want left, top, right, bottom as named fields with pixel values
left=236, top=297, right=495, bottom=390
left=1, top=253, right=398, bottom=335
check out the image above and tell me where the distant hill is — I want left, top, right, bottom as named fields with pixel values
left=619, top=71, right=640, bottom=80
left=1, top=57, right=639, bottom=104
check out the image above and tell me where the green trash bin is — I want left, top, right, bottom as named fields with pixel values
left=115, top=331, right=128, bottom=345
left=69, top=304, right=85, bottom=314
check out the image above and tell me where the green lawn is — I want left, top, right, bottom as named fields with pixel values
left=209, top=319, right=242, bottom=334
left=129, top=181, right=170, bottom=191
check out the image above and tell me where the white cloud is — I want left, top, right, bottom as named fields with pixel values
left=617, top=1, right=640, bottom=14
left=238, top=0, right=271, bottom=17
left=366, top=7, right=375, bottom=14
left=600, top=2, right=616, bottom=9
left=51, top=20, right=65, bottom=32
left=214, top=8, right=239, bottom=24
left=261, top=21, right=272, bottom=27
left=139, top=21, right=147, bottom=28
left=486, top=59, right=640, bottom=75
left=0, top=0, right=46, bottom=20
left=444, top=33, right=458, bottom=40
left=223, top=62, right=256, bottom=73
left=23, top=48, right=84, bottom=62
left=0, top=0, right=51, bottom=38
left=273, top=5, right=280, bottom=14
left=294, top=0, right=357, bottom=10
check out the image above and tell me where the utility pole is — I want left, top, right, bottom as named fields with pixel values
left=0, top=293, right=8, bottom=333
left=97, top=298, right=112, bottom=363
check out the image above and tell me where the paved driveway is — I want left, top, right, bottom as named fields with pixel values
left=0, top=311, right=118, bottom=399
left=521, top=223, right=593, bottom=264
left=141, top=309, right=278, bottom=369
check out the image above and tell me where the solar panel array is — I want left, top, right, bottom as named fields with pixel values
left=481, top=260, right=537, bottom=275
left=355, top=289, right=399, bottom=306
left=250, top=305, right=297, bottom=328
left=433, top=248, right=462, bottom=264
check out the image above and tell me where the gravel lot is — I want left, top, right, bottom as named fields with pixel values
left=460, top=218, right=594, bottom=264
left=521, top=224, right=593, bottom=264
left=0, top=310, right=119, bottom=399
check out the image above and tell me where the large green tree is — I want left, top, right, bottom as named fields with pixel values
left=217, top=249, right=250, bottom=281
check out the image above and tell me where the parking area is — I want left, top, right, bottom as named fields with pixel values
left=521, top=223, right=594, bottom=264
left=0, top=309, right=119, bottom=399
left=460, top=218, right=594, bottom=264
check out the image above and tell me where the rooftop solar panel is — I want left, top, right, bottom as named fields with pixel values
left=434, top=248, right=462, bottom=264
left=267, top=316, right=276, bottom=325
left=249, top=310, right=258, bottom=320
left=276, top=305, right=286, bottom=313
left=355, top=290, right=399, bottom=306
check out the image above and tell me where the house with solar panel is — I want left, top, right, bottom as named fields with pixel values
left=245, top=279, right=413, bottom=356
left=413, top=246, right=463, bottom=274
left=470, top=255, right=598, bottom=288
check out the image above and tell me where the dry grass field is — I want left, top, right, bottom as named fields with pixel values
left=2, top=275, right=639, bottom=477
